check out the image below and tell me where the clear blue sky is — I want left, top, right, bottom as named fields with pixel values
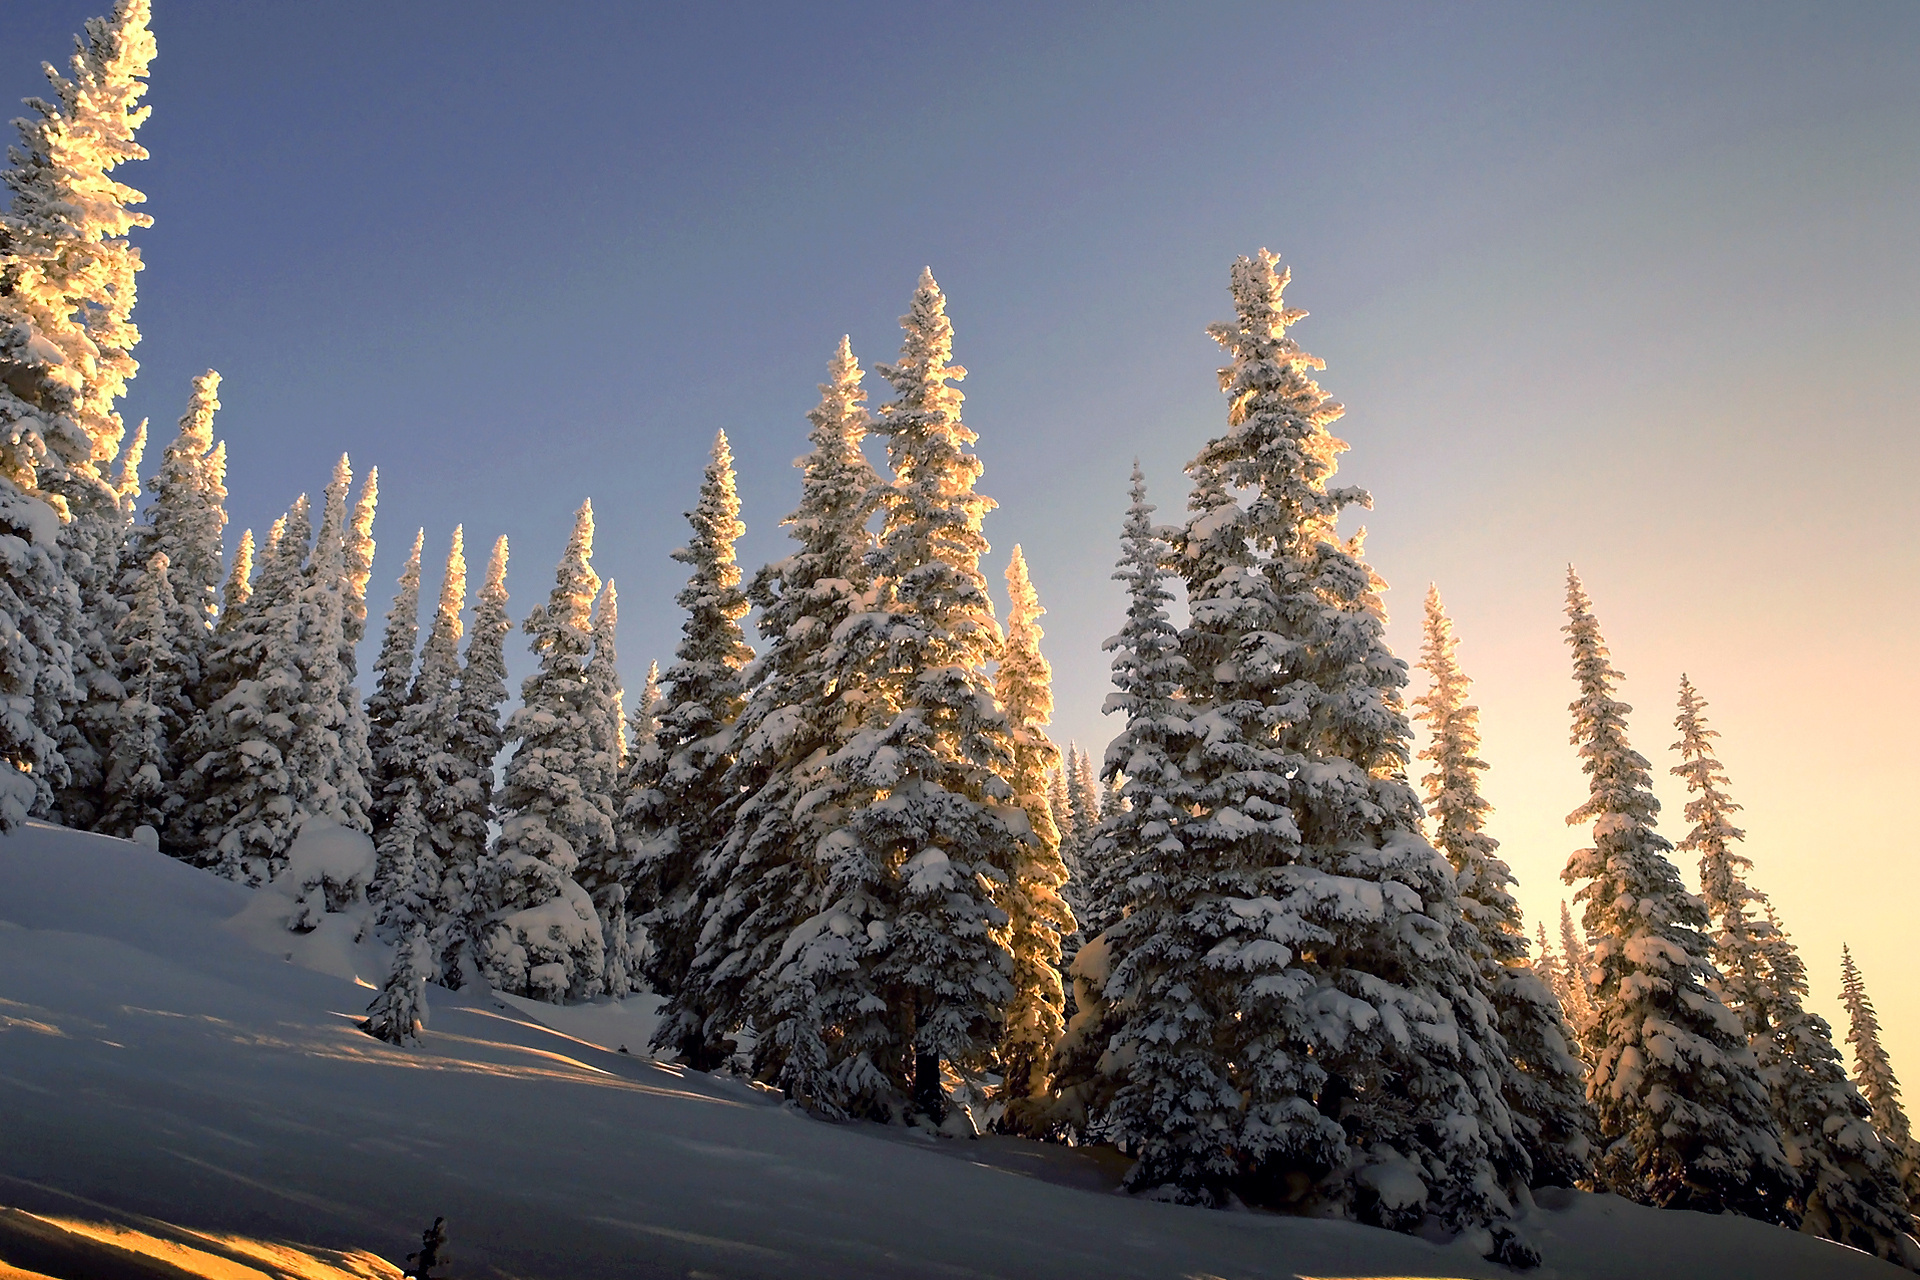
left=10, top=1, right=1920, bottom=1063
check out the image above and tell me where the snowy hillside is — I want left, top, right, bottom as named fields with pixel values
left=0, top=822, right=1896, bottom=1279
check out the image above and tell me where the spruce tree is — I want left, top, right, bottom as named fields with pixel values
left=336, top=465, right=379, bottom=829
left=372, top=529, right=466, bottom=944
left=817, top=271, right=1026, bottom=1123
left=100, top=549, right=179, bottom=836
left=992, top=545, right=1074, bottom=1122
left=368, top=530, right=425, bottom=832
left=579, top=580, right=632, bottom=996
left=1842, top=947, right=1920, bottom=1213
left=1064, top=742, right=1100, bottom=860
left=194, top=496, right=312, bottom=882
left=478, top=501, right=606, bottom=1002
left=630, top=660, right=660, bottom=750
left=1, top=0, right=155, bottom=831
left=1092, top=254, right=1524, bottom=1236
left=630, top=432, right=753, bottom=1066
left=1557, top=900, right=1595, bottom=1039
left=678, top=337, right=881, bottom=1102
left=442, top=535, right=509, bottom=985
left=1046, top=765, right=1074, bottom=862
left=1561, top=570, right=1793, bottom=1220
left=1415, top=585, right=1591, bottom=1189
left=364, top=924, right=430, bottom=1048
left=287, top=457, right=369, bottom=832
left=1754, top=917, right=1917, bottom=1262
left=1048, top=463, right=1192, bottom=1141
left=119, top=372, right=228, bottom=846
left=218, top=528, right=253, bottom=624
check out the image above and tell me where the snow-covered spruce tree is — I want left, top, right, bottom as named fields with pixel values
left=286, top=457, right=370, bottom=833
left=1094, top=253, right=1526, bottom=1239
left=991, top=545, right=1074, bottom=1123
left=1047, top=463, right=1192, bottom=1141
left=1533, top=921, right=1566, bottom=1005
left=371, top=529, right=466, bottom=944
left=1661, top=667, right=1903, bottom=1270
left=218, top=527, right=253, bottom=625
left=1076, top=463, right=1189, bottom=945
left=1414, top=585, right=1591, bottom=1189
left=118, top=372, right=228, bottom=849
left=478, top=501, right=606, bottom=1002
left=364, top=924, right=430, bottom=1048
left=630, top=660, right=660, bottom=751
left=367, top=529, right=425, bottom=832
left=1047, top=765, right=1074, bottom=861
left=1754, top=917, right=1917, bottom=1261
left=821, top=270, right=1024, bottom=1123
left=1842, top=947, right=1920, bottom=1213
left=1560, top=570, right=1794, bottom=1220
left=193, top=496, right=312, bottom=882
left=442, top=534, right=509, bottom=985
left=1, top=0, right=155, bottom=831
left=1557, top=900, right=1595, bottom=1040
left=629, top=431, right=754, bottom=1067
left=335, top=465, right=378, bottom=831
left=1064, top=741, right=1100, bottom=863
left=577, top=580, right=632, bottom=997
left=99, top=549, right=179, bottom=836
left=678, top=337, right=881, bottom=1101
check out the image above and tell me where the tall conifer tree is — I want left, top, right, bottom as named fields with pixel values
left=679, top=338, right=881, bottom=1100
left=478, top=501, right=606, bottom=1002
left=1415, top=585, right=1591, bottom=1188
left=824, top=270, right=1023, bottom=1122
left=1841, top=947, right=1920, bottom=1213
left=1048, top=464, right=1192, bottom=1140
left=1092, top=255, right=1524, bottom=1239
left=100, top=549, right=178, bottom=836
left=1561, top=571, right=1793, bottom=1220
left=367, top=530, right=425, bottom=833
left=372, top=530, right=466, bottom=943
left=630, top=432, right=754, bottom=1065
left=992, top=545, right=1074, bottom=1121
left=1, top=1, right=155, bottom=830
left=442, top=535, right=509, bottom=984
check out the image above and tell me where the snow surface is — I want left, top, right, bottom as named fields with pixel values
left=0, top=821, right=1901, bottom=1279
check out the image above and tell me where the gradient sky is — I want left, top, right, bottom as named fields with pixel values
left=11, top=2, right=1919, bottom=1074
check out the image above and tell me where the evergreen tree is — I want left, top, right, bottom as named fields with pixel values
left=1533, top=920, right=1565, bottom=1005
left=100, top=548, right=178, bottom=836
left=287, top=456, right=369, bottom=832
left=368, top=530, right=425, bottom=831
left=1064, top=741, right=1100, bottom=858
left=0, top=0, right=155, bottom=831
left=992, top=545, right=1074, bottom=1121
left=218, top=528, right=253, bottom=625
left=364, top=924, right=430, bottom=1048
left=118, top=372, right=227, bottom=847
left=1557, top=900, right=1594, bottom=1039
left=335, top=465, right=379, bottom=832
left=1754, top=917, right=1917, bottom=1262
left=478, top=501, right=605, bottom=1002
left=1415, top=585, right=1591, bottom=1188
left=1087, top=254, right=1526, bottom=1238
left=579, top=580, right=632, bottom=996
left=1561, top=570, right=1793, bottom=1220
left=193, top=496, right=312, bottom=882
left=678, top=338, right=881, bottom=1101
left=1048, top=463, right=1192, bottom=1140
left=1842, top=947, right=1920, bottom=1212
left=630, top=660, right=660, bottom=750
left=442, top=535, right=510, bottom=985
left=1046, top=765, right=1074, bottom=860
left=819, top=270, right=1025, bottom=1123
left=372, top=529, right=466, bottom=944
left=630, top=431, right=754, bottom=1066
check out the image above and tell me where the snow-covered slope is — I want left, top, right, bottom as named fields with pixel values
left=0, top=823, right=1897, bottom=1279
